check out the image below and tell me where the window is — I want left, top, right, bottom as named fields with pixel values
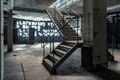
left=15, top=20, right=62, bottom=43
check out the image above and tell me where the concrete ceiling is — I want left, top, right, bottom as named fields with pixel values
left=107, top=0, right=120, bottom=12
left=63, top=0, right=120, bottom=16
left=13, top=11, right=50, bottom=21
left=107, top=0, right=120, bottom=7
left=14, top=0, right=56, bottom=10
left=4, top=0, right=120, bottom=20
left=12, top=0, right=56, bottom=20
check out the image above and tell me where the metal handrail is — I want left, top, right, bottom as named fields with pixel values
left=46, top=8, right=64, bottom=37
left=66, top=6, right=79, bottom=17
left=62, top=9, right=77, bottom=28
left=61, top=8, right=81, bottom=42
left=42, top=42, right=48, bottom=48
left=42, top=32, right=61, bottom=48
left=55, top=15, right=64, bottom=27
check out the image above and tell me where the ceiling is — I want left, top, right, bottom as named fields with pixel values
left=12, top=0, right=56, bottom=20
left=3, top=0, right=120, bottom=20
left=14, top=0, right=56, bottom=10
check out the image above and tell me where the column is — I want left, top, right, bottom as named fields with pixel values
left=82, top=0, right=107, bottom=70
left=0, top=0, right=4, bottom=79
left=7, top=10, right=13, bottom=52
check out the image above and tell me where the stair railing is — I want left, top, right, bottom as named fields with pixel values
left=42, top=28, right=49, bottom=59
left=54, top=12, right=65, bottom=41
left=55, top=15, right=64, bottom=29
left=46, top=8, right=64, bottom=38
left=62, top=9, right=77, bottom=25
left=61, top=8, right=80, bottom=43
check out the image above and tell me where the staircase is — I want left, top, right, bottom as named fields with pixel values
left=43, top=8, right=82, bottom=74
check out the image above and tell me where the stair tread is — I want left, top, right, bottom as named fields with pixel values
left=55, top=49, right=67, bottom=54
left=44, top=58, right=54, bottom=68
left=49, top=53, right=61, bottom=60
left=64, top=40, right=83, bottom=43
left=60, top=45, right=72, bottom=49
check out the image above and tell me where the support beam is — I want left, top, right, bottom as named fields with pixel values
left=0, top=0, right=4, bottom=79
left=13, top=7, right=46, bottom=13
left=7, top=10, right=13, bottom=52
left=82, top=0, right=107, bottom=70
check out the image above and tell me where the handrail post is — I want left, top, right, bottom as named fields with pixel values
left=52, top=33, right=55, bottom=65
left=77, top=16, right=79, bottom=43
left=62, top=14, right=65, bottom=41
left=62, top=14, right=64, bottom=33
left=50, top=26, right=52, bottom=53
left=41, top=25, right=43, bottom=47
left=43, top=34, right=45, bottom=58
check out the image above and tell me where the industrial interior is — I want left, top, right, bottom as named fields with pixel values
left=0, top=0, right=120, bottom=80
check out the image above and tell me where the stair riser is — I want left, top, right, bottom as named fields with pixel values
left=47, top=55, right=58, bottom=63
left=64, top=36, right=81, bottom=40
left=56, top=24, right=70, bottom=27
left=54, top=20, right=66, bottom=22
left=58, top=46, right=69, bottom=52
left=63, top=42, right=75, bottom=47
left=43, top=60, right=52, bottom=72
left=64, top=33, right=78, bottom=36
left=63, top=29, right=75, bottom=32
left=55, top=51, right=64, bottom=57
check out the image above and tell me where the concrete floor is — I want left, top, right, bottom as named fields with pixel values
left=4, top=43, right=120, bottom=80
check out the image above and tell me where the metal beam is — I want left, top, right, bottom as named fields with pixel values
left=13, top=7, right=46, bottom=13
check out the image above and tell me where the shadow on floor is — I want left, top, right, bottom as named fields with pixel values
left=90, top=68, right=120, bottom=80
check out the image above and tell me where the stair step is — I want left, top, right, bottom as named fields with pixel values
left=48, top=53, right=61, bottom=62
left=64, top=41, right=78, bottom=43
left=55, top=49, right=67, bottom=55
left=55, top=19, right=66, bottom=22
left=63, top=29, right=75, bottom=31
left=64, top=35, right=81, bottom=40
left=58, top=44, right=72, bottom=52
left=44, top=58, right=54, bottom=68
left=63, top=41, right=76, bottom=47
left=60, top=45, right=72, bottom=49
left=64, top=36, right=81, bottom=38
left=64, top=32, right=77, bottom=35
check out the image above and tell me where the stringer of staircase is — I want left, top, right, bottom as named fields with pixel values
left=43, top=8, right=82, bottom=74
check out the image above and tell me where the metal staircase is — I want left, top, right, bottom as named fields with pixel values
left=42, top=8, right=82, bottom=74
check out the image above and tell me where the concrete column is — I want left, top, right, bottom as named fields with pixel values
left=0, top=0, right=4, bottom=79
left=82, top=0, right=107, bottom=69
left=7, top=10, right=13, bottom=52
